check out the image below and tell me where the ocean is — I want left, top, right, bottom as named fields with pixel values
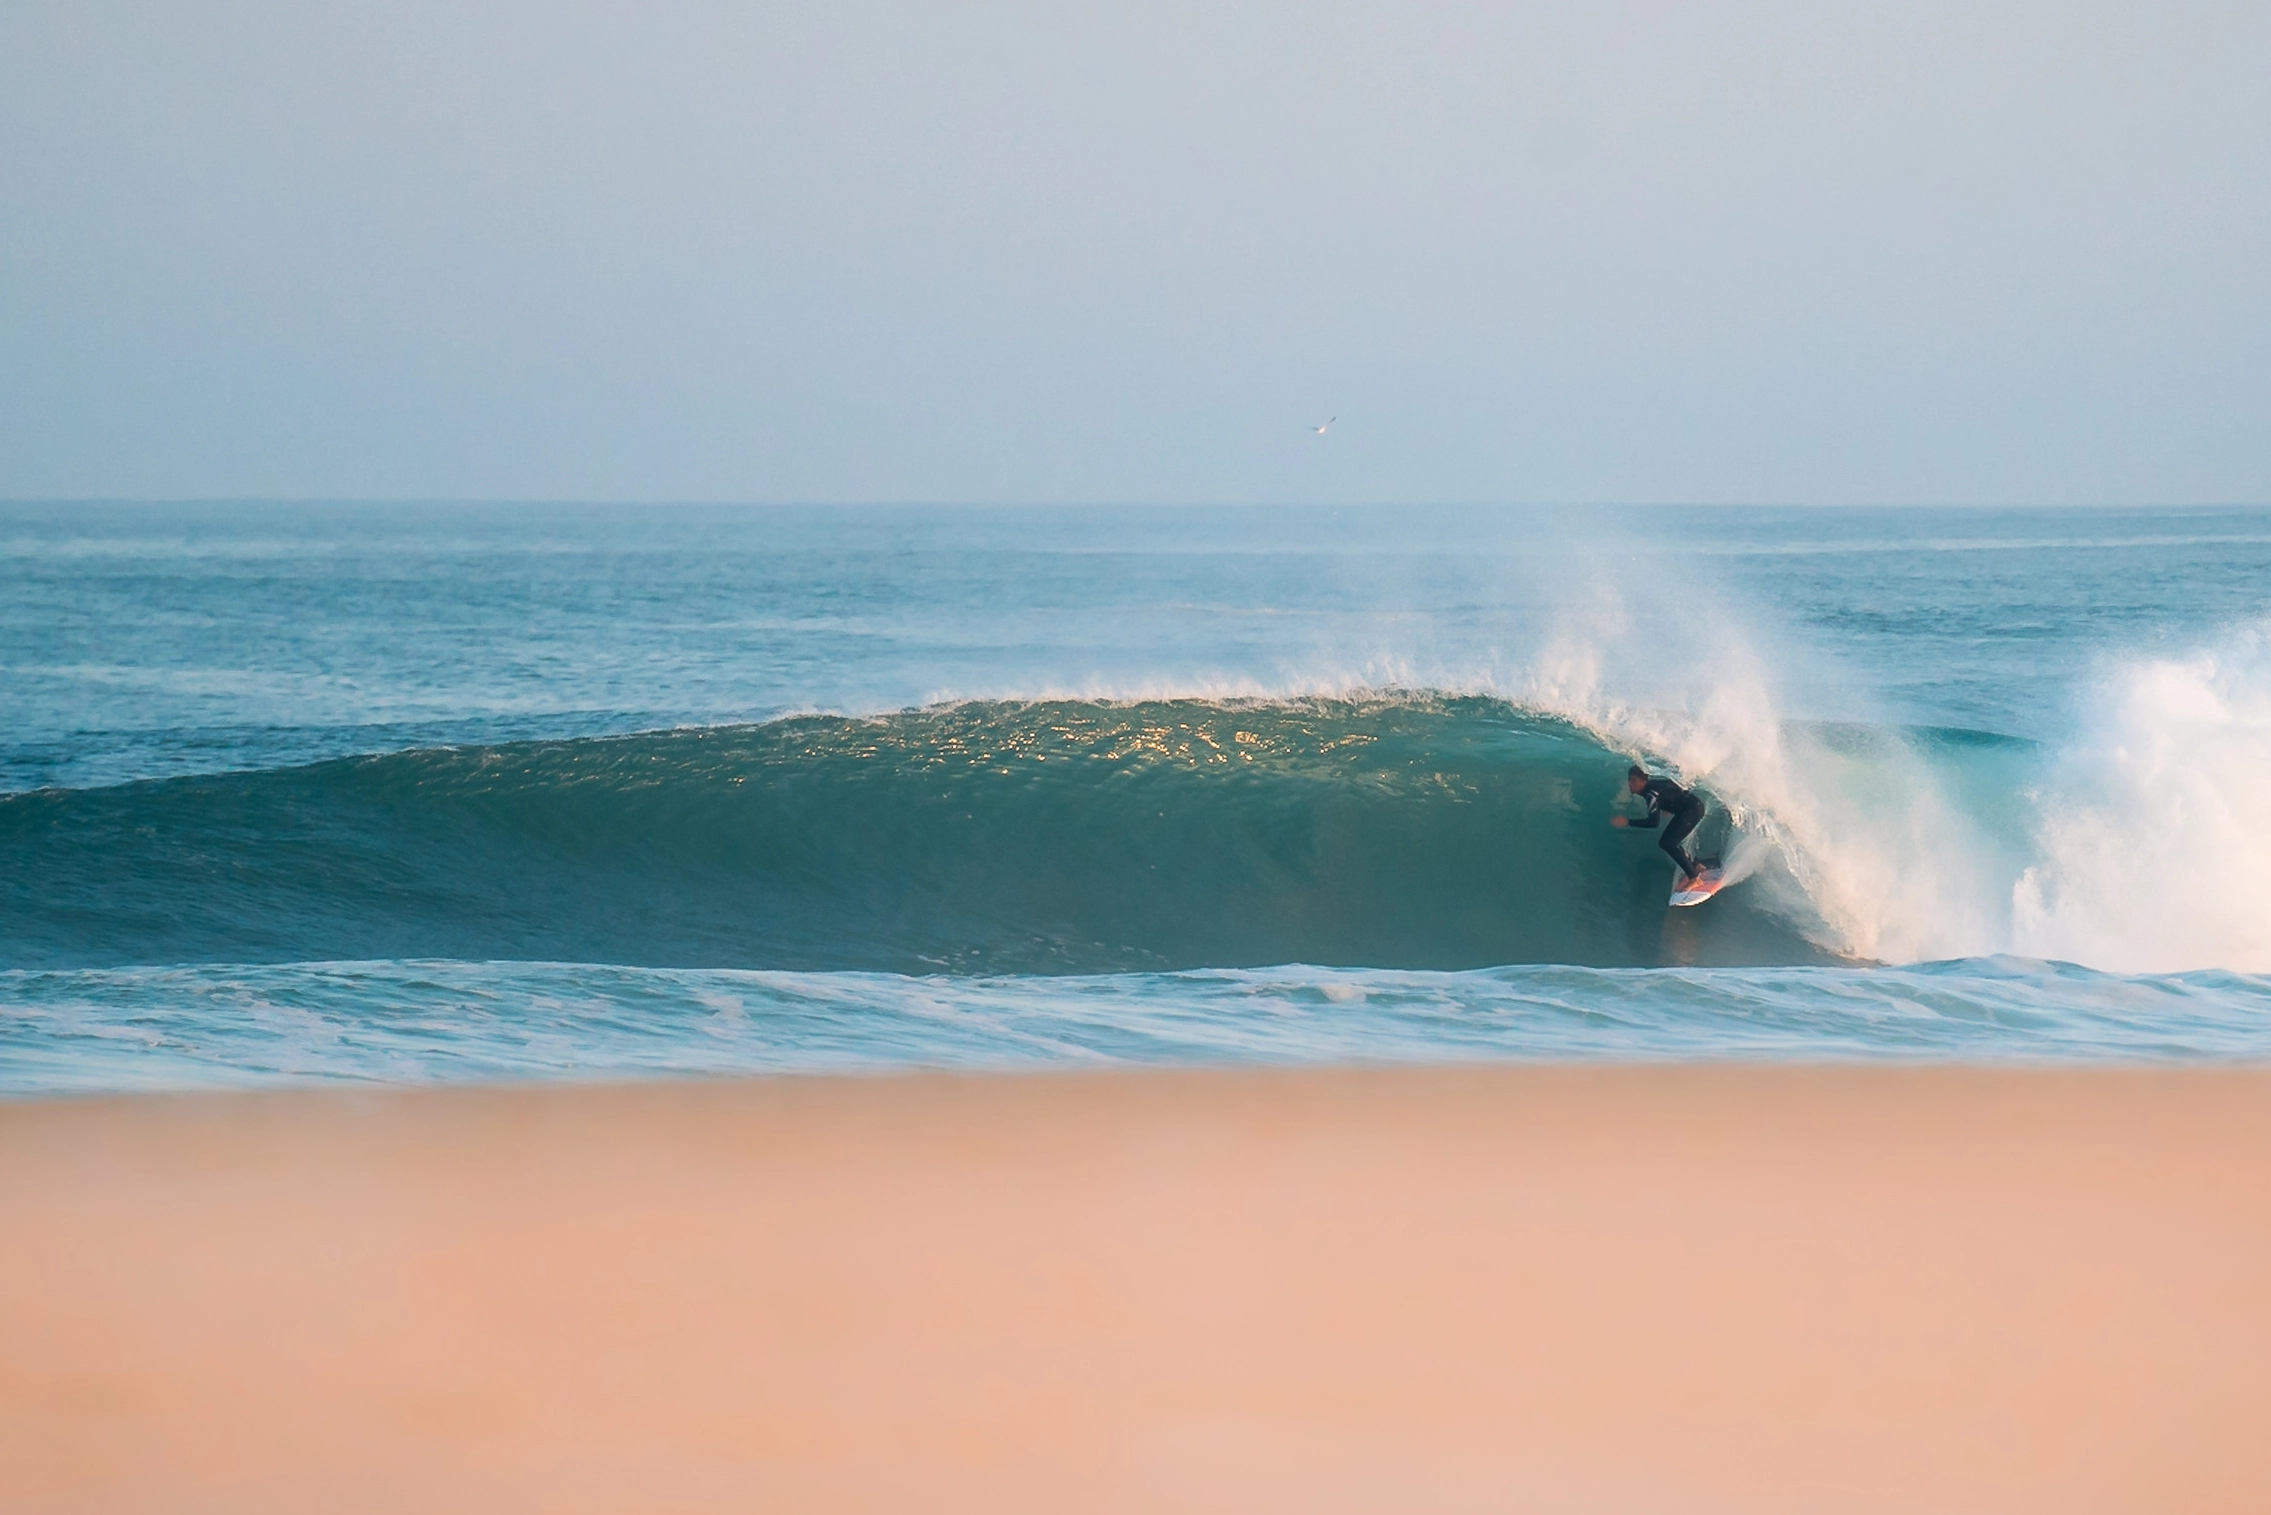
left=4, top=501, right=2268, bottom=1093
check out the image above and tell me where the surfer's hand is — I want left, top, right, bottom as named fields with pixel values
left=1609, top=816, right=1627, bottom=828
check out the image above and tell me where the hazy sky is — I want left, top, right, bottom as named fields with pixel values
left=3, top=2, right=2266, bottom=504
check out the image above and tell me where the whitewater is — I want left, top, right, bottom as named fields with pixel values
left=5, top=502, right=2270, bottom=1092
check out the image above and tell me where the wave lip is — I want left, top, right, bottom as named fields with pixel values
left=1, top=696, right=1834, bottom=974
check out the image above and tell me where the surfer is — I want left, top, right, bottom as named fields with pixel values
left=1611, top=764, right=1715, bottom=884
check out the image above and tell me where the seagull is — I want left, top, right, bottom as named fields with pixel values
left=1309, top=416, right=1337, bottom=435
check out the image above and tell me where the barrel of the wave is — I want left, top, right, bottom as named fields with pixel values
left=1611, top=764, right=1729, bottom=907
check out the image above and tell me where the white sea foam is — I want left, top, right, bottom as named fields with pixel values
left=2013, top=625, right=2271, bottom=974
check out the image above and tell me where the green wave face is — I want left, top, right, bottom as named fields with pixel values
left=2, top=697, right=1844, bottom=972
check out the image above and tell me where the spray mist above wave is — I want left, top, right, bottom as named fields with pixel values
left=1485, top=588, right=2019, bottom=966
left=1506, top=598, right=2271, bottom=975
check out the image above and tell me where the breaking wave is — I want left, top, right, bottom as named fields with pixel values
left=8, top=625, right=2269, bottom=977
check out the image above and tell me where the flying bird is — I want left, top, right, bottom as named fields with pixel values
left=1309, top=416, right=1337, bottom=435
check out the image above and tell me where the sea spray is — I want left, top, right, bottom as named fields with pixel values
left=2015, top=624, right=2271, bottom=972
left=1513, top=591, right=2012, bottom=963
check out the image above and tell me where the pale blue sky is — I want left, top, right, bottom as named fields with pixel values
left=3, top=2, right=2266, bottom=504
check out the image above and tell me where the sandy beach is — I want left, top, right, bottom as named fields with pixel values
left=5, top=1064, right=2268, bottom=1512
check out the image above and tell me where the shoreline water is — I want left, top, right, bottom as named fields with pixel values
left=7, top=1063, right=2269, bottom=1512
left=9, top=955, right=2271, bottom=1097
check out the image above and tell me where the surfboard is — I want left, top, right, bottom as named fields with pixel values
left=1669, top=867, right=1727, bottom=907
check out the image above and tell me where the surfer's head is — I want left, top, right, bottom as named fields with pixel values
left=1626, top=764, right=1648, bottom=793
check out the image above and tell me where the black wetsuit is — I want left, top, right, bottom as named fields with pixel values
left=1627, top=776, right=1708, bottom=880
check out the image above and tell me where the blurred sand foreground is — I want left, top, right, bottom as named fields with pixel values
left=4, top=1065, right=2268, bottom=1513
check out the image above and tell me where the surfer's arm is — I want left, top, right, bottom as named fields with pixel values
left=1616, top=781, right=1668, bottom=827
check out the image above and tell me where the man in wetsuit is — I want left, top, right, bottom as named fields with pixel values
left=1611, top=764, right=1715, bottom=884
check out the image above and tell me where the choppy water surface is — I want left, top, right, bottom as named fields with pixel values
left=5, top=503, right=2270, bottom=1091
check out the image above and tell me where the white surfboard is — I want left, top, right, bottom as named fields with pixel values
left=1669, top=867, right=1727, bottom=907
